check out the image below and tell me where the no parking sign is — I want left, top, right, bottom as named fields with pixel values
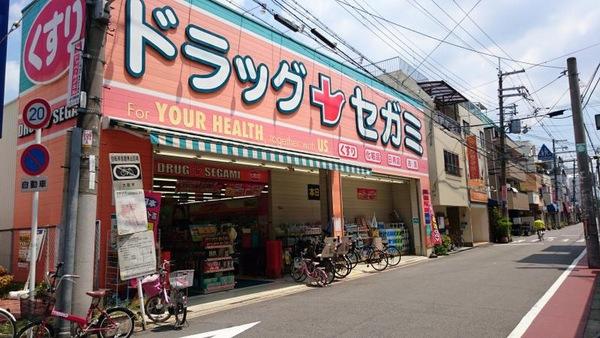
left=21, top=144, right=50, bottom=176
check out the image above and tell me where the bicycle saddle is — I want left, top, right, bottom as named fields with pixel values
left=86, top=290, right=107, bottom=298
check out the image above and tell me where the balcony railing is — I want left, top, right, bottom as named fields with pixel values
left=508, top=192, right=529, bottom=210
left=434, top=111, right=461, bottom=135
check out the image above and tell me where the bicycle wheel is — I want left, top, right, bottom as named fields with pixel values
left=173, top=290, right=187, bottom=327
left=0, top=308, right=16, bottom=338
left=145, top=294, right=171, bottom=323
left=333, top=256, right=349, bottom=279
left=385, top=246, right=402, bottom=266
left=98, top=307, right=135, bottom=338
left=313, top=268, right=328, bottom=287
left=343, top=255, right=353, bottom=277
left=368, top=249, right=388, bottom=271
left=16, top=321, right=53, bottom=338
left=347, top=250, right=359, bottom=269
left=290, top=258, right=307, bottom=282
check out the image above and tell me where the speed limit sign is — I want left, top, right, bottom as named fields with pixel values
left=23, top=98, right=52, bottom=130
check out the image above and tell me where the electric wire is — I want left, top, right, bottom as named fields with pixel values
left=328, top=0, right=497, bottom=107
left=245, top=0, right=542, bottom=174
left=333, top=0, right=566, bottom=70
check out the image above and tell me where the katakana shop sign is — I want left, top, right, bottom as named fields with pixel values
left=103, top=0, right=429, bottom=177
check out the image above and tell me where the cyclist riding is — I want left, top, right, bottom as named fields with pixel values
left=533, top=218, right=545, bottom=241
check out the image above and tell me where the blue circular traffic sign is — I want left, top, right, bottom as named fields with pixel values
left=21, top=144, right=50, bottom=176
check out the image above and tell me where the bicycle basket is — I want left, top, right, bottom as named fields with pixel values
left=141, top=274, right=161, bottom=297
left=169, top=270, right=194, bottom=289
left=20, top=295, right=55, bottom=321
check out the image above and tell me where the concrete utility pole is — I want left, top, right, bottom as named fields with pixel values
left=71, top=1, right=109, bottom=316
left=567, top=57, right=600, bottom=268
left=552, top=139, right=566, bottom=228
left=497, top=60, right=525, bottom=219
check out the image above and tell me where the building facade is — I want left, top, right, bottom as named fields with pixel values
left=0, top=100, right=17, bottom=269
left=10, top=0, right=435, bottom=293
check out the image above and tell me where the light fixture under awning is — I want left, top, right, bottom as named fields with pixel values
left=110, top=119, right=372, bottom=175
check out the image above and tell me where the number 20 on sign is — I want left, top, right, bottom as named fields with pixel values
left=23, top=98, right=51, bottom=130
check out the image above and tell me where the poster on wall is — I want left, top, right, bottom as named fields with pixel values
left=357, top=188, right=377, bottom=200
left=17, top=231, right=30, bottom=268
left=145, top=191, right=162, bottom=239
left=117, top=230, right=156, bottom=280
left=115, top=189, right=148, bottom=235
left=17, top=229, right=46, bottom=268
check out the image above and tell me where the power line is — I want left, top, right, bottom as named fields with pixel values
left=245, top=0, right=540, bottom=173
left=328, top=0, right=497, bottom=107
left=404, top=0, right=483, bottom=81
left=333, top=0, right=566, bottom=70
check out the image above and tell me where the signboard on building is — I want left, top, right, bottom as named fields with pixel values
left=468, top=179, right=488, bottom=203
left=357, top=188, right=377, bottom=200
left=155, top=159, right=269, bottom=183
left=117, top=230, right=156, bottom=280
left=307, top=184, right=320, bottom=200
left=466, top=135, right=479, bottom=179
left=102, top=0, right=430, bottom=178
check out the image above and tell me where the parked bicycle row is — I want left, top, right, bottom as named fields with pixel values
left=0, top=259, right=194, bottom=338
left=287, top=236, right=402, bottom=287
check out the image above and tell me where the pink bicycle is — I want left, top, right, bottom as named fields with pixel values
left=17, top=263, right=135, bottom=338
left=143, top=260, right=193, bottom=328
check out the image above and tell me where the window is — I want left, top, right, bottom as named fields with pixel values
left=462, top=120, right=470, bottom=136
left=479, top=131, right=485, bottom=148
left=444, top=150, right=461, bottom=176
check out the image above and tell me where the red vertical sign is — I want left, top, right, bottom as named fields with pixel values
left=467, top=135, right=480, bottom=179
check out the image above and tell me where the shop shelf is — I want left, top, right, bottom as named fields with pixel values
left=203, top=267, right=235, bottom=273
left=204, top=256, right=233, bottom=262
left=204, top=244, right=233, bottom=249
left=203, top=283, right=235, bottom=294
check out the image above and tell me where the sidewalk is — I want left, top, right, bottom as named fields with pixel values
left=183, top=255, right=428, bottom=320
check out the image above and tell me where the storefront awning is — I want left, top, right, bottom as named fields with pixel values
left=111, top=120, right=372, bottom=175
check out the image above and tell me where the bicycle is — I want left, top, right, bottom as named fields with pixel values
left=346, top=238, right=388, bottom=271
left=382, top=243, right=402, bottom=267
left=289, top=250, right=329, bottom=287
left=144, top=260, right=193, bottom=328
left=537, top=229, right=545, bottom=241
left=16, top=262, right=135, bottom=338
left=0, top=307, right=16, bottom=338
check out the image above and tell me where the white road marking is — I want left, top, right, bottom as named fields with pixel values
left=577, top=239, right=585, bottom=243
left=530, top=239, right=540, bottom=242
left=507, top=249, right=586, bottom=338
left=547, top=237, right=556, bottom=242
left=516, top=239, right=526, bottom=243
left=562, top=239, right=570, bottom=242
left=181, top=322, right=261, bottom=338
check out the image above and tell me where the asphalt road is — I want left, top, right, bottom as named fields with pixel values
left=143, top=225, right=586, bottom=338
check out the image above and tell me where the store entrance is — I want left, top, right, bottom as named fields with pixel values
left=153, top=157, right=271, bottom=295
left=341, top=176, right=418, bottom=255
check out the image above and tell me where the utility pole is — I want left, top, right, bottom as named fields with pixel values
left=567, top=57, right=600, bottom=268
left=71, top=1, right=109, bottom=316
left=497, top=59, right=525, bottom=219
left=552, top=139, right=566, bottom=228
left=571, top=161, right=577, bottom=224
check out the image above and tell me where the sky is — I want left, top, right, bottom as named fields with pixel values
left=5, top=0, right=600, bottom=159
